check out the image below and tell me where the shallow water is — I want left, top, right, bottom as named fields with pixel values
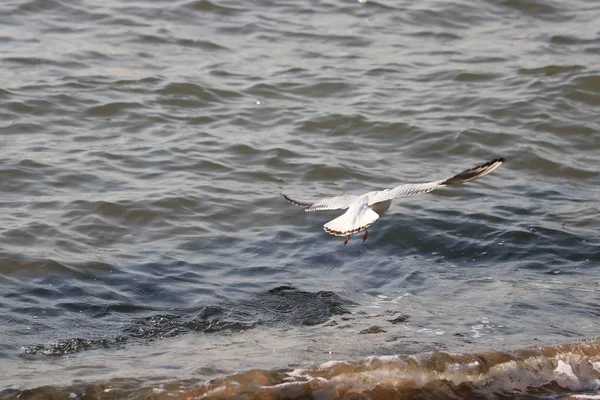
left=1, top=0, right=600, bottom=398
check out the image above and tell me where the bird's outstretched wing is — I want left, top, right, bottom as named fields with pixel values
left=282, top=194, right=359, bottom=212
left=324, top=201, right=379, bottom=236
left=367, top=157, right=505, bottom=205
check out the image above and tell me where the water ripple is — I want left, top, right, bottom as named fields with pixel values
left=1, top=0, right=600, bottom=395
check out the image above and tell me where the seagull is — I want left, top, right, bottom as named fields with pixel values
left=283, top=157, right=504, bottom=245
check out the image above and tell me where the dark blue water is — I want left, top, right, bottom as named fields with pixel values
left=1, top=0, right=600, bottom=398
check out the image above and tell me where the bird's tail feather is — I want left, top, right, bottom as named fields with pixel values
left=441, top=157, right=505, bottom=186
left=324, top=207, right=379, bottom=237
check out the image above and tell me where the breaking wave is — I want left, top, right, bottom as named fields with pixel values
left=196, top=339, right=600, bottom=399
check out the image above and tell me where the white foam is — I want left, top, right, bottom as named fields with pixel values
left=317, top=360, right=346, bottom=370
left=555, top=359, right=582, bottom=390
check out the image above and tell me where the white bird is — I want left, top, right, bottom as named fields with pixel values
left=283, top=157, right=505, bottom=245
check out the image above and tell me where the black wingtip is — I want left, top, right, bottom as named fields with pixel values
left=282, top=194, right=312, bottom=208
left=442, top=157, right=505, bottom=186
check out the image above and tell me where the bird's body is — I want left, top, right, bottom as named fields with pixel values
left=283, top=157, right=504, bottom=245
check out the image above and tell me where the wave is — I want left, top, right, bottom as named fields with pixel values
left=197, top=339, right=600, bottom=399
left=7, top=339, right=600, bottom=399
left=20, top=286, right=354, bottom=357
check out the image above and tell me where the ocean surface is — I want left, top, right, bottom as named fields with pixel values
left=1, top=0, right=600, bottom=398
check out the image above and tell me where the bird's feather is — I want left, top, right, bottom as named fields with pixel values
left=367, top=157, right=504, bottom=204
left=282, top=194, right=359, bottom=212
left=323, top=200, right=379, bottom=236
